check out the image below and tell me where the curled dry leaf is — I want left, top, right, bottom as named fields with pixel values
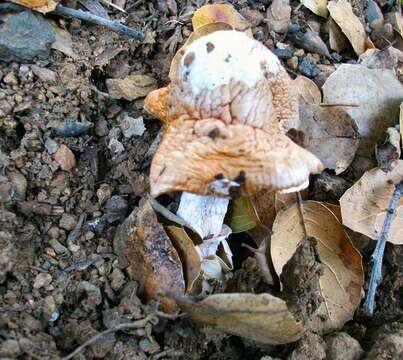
left=322, top=64, right=403, bottom=158
left=400, top=102, right=403, bottom=144
left=165, top=226, right=202, bottom=294
left=301, top=0, right=328, bottom=18
left=176, top=293, right=305, bottom=344
left=288, top=28, right=330, bottom=58
left=299, top=104, right=359, bottom=174
left=387, top=11, right=403, bottom=39
left=266, top=0, right=291, bottom=34
left=293, top=76, right=322, bottom=105
left=106, top=74, right=158, bottom=101
left=11, top=0, right=57, bottom=13
left=113, top=200, right=185, bottom=313
left=340, top=160, right=403, bottom=245
left=328, top=18, right=349, bottom=53
left=192, top=4, right=252, bottom=36
left=271, top=201, right=364, bottom=333
left=327, top=0, right=367, bottom=56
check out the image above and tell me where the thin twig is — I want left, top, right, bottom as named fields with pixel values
left=319, top=102, right=360, bottom=107
left=296, top=192, right=308, bottom=238
left=61, top=315, right=157, bottom=360
left=363, top=180, right=403, bottom=316
left=0, top=2, right=144, bottom=39
left=99, top=0, right=126, bottom=13
left=53, top=4, right=144, bottom=39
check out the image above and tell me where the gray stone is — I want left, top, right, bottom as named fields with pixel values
left=120, top=115, right=145, bottom=138
left=44, top=138, right=59, bottom=155
left=0, top=11, right=56, bottom=62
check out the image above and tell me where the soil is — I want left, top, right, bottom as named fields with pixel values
left=0, top=0, right=402, bottom=359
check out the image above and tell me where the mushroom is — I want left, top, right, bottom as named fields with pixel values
left=145, top=30, right=323, bottom=272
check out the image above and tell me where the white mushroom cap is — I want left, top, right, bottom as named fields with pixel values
left=179, top=30, right=281, bottom=96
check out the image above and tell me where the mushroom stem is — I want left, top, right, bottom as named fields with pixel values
left=177, top=192, right=230, bottom=240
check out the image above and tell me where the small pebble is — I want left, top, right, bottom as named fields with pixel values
left=108, top=138, right=125, bottom=156
left=3, top=71, right=18, bottom=85
left=44, top=138, right=59, bottom=154
left=33, top=273, right=52, bottom=289
left=120, top=115, right=145, bottom=138
left=97, top=183, right=112, bottom=205
left=0, top=339, right=21, bottom=357
left=273, top=47, right=294, bottom=60
left=110, top=268, right=126, bottom=291
left=31, top=65, right=57, bottom=83
left=325, top=332, right=363, bottom=360
left=294, top=48, right=305, bottom=57
left=298, top=58, right=320, bottom=78
left=54, top=144, right=76, bottom=171
left=52, top=121, right=93, bottom=138
left=59, top=213, right=77, bottom=231
left=287, top=56, right=299, bottom=70
left=95, top=118, right=108, bottom=137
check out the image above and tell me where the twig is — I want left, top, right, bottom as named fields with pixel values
left=319, top=102, right=360, bottom=107
left=363, top=180, right=403, bottom=316
left=99, top=0, right=126, bottom=13
left=0, top=2, right=144, bottom=39
left=296, top=192, right=308, bottom=238
left=61, top=315, right=157, bottom=360
left=53, top=4, right=144, bottom=39
left=152, top=349, right=184, bottom=360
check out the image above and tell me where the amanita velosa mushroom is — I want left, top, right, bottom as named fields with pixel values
left=145, top=30, right=323, bottom=251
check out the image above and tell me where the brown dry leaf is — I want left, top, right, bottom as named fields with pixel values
left=299, top=104, right=359, bottom=174
left=192, top=4, right=252, bottom=36
left=266, top=0, right=291, bottom=34
left=176, top=293, right=305, bottom=344
left=169, top=22, right=233, bottom=82
left=327, top=0, right=367, bottom=56
left=340, top=160, right=403, bottom=244
left=322, top=64, right=403, bottom=159
left=400, top=102, right=403, bottom=144
left=328, top=18, right=349, bottom=53
left=293, top=76, right=322, bottom=105
left=165, top=226, right=202, bottom=294
left=387, top=11, right=403, bottom=39
left=250, top=190, right=277, bottom=229
left=106, top=74, right=158, bottom=101
left=51, top=25, right=77, bottom=59
left=113, top=200, right=185, bottom=313
left=375, top=127, right=401, bottom=171
left=271, top=201, right=364, bottom=333
left=11, top=0, right=57, bottom=13
left=274, top=190, right=308, bottom=213
left=323, top=203, right=342, bottom=221
left=301, top=0, right=328, bottom=18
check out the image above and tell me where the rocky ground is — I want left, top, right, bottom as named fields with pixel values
left=0, top=0, right=403, bottom=359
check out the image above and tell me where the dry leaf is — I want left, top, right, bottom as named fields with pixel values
left=375, top=127, right=401, bottom=171
left=327, top=0, right=367, bottom=56
left=340, top=161, right=403, bottom=245
left=274, top=190, right=308, bottom=213
left=266, top=0, right=291, bottom=34
left=387, top=11, right=403, bottom=39
left=288, top=28, right=330, bottom=58
left=113, top=200, right=185, bottom=312
left=293, top=76, right=322, bottom=105
left=192, top=4, right=252, bottom=36
left=322, top=64, right=403, bottom=158
left=176, top=293, right=305, bottom=344
left=328, top=18, right=349, bottom=53
left=271, top=201, right=364, bottom=333
left=106, top=74, right=158, bottom=101
left=165, top=226, right=202, bottom=294
left=301, top=0, right=328, bottom=18
left=400, top=102, right=403, bottom=144
left=11, top=0, right=57, bottom=13
left=51, top=25, right=77, bottom=59
left=299, top=104, right=359, bottom=174
left=228, top=196, right=259, bottom=233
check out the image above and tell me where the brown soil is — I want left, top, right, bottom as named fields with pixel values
left=0, top=1, right=402, bottom=359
